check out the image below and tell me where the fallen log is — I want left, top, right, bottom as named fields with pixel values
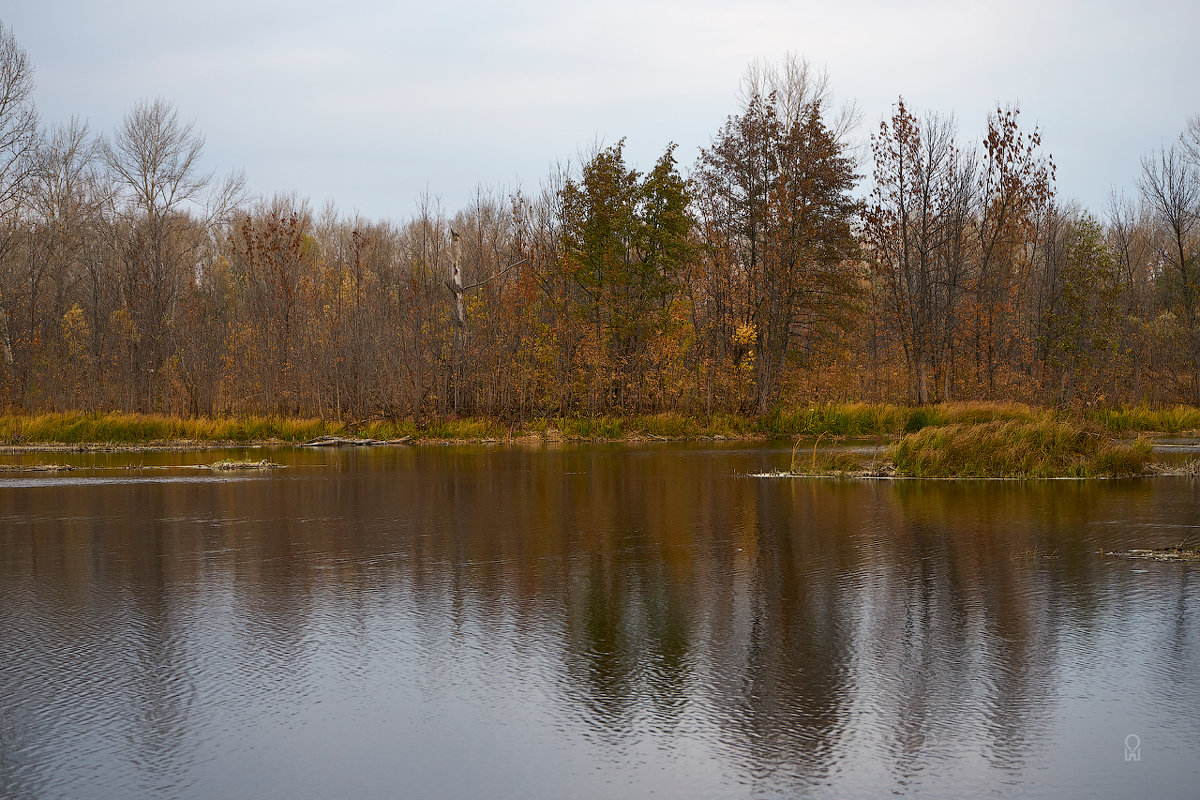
left=303, top=435, right=376, bottom=447
left=302, top=434, right=413, bottom=447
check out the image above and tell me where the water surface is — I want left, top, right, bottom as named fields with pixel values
left=1, top=444, right=1197, bottom=798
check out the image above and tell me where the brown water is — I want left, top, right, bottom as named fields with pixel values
left=1, top=443, right=1198, bottom=799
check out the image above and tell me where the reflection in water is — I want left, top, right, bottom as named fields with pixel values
left=1, top=446, right=1199, bottom=799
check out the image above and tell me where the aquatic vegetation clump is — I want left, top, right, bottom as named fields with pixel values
left=888, top=420, right=1152, bottom=478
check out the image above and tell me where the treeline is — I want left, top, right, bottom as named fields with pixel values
left=0, top=28, right=1198, bottom=420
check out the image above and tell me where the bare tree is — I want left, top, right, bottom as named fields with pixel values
left=15, top=118, right=105, bottom=406
left=101, top=98, right=243, bottom=410
left=0, top=21, right=38, bottom=379
left=1140, top=143, right=1200, bottom=400
left=969, top=105, right=1055, bottom=395
left=865, top=99, right=974, bottom=403
left=1182, top=115, right=1200, bottom=166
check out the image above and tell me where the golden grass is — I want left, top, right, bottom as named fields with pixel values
left=1, top=404, right=1195, bottom=452
left=0, top=412, right=329, bottom=444
left=763, top=401, right=1046, bottom=438
left=888, top=419, right=1153, bottom=478
left=1089, top=405, right=1200, bottom=434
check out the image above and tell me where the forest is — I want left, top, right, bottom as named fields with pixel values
left=1, top=26, right=1198, bottom=423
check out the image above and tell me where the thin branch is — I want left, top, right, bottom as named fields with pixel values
left=459, top=257, right=528, bottom=292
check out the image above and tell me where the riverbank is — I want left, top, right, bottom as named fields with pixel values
left=3, top=409, right=1200, bottom=481
left=4, top=403, right=1200, bottom=448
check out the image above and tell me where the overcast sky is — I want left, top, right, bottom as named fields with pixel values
left=4, top=0, right=1196, bottom=221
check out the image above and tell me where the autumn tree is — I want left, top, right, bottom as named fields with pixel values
left=1140, top=141, right=1200, bottom=401
left=173, top=243, right=231, bottom=416
left=0, top=21, right=38, bottom=396
left=16, top=119, right=105, bottom=408
left=864, top=99, right=974, bottom=403
left=511, top=175, right=577, bottom=414
left=695, top=58, right=860, bottom=412
left=1033, top=210, right=1121, bottom=404
left=391, top=193, right=453, bottom=417
left=967, top=106, right=1055, bottom=395
left=560, top=140, right=691, bottom=412
left=1103, top=194, right=1160, bottom=399
left=101, top=98, right=243, bottom=410
left=227, top=198, right=314, bottom=413
left=316, top=214, right=404, bottom=419
left=445, top=188, right=531, bottom=415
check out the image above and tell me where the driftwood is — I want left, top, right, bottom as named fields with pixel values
left=304, top=435, right=373, bottom=447
left=0, top=463, right=75, bottom=472
left=207, top=460, right=285, bottom=470
left=1105, top=545, right=1200, bottom=562
left=302, top=435, right=412, bottom=447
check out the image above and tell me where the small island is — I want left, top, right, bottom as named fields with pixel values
left=784, top=418, right=1165, bottom=479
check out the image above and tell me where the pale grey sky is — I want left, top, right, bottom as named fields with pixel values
left=4, top=0, right=1196, bottom=220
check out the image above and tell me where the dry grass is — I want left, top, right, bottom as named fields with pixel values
left=763, top=401, right=1045, bottom=439
left=1, top=404, right=1196, bottom=452
left=787, top=450, right=863, bottom=476
left=1090, top=405, right=1200, bottom=434
left=0, top=412, right=328, bottom=444
left=888, top=419, right=1153, bottom=478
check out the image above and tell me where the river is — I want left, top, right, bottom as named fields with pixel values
left=1, top=443, right=1198, bottom=798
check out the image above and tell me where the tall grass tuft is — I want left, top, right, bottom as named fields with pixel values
left=889, top=419, right=1152, bottom=478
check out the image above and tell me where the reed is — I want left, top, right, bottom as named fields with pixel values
left=787, top=432, right=860, bottom=475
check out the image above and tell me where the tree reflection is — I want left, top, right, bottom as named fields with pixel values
left=1, top=450, right=1198, bottom=797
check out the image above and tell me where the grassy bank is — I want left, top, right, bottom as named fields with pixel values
left=0, top=410, right=753, bottom=445
left=0, top=403, right=1197, bottom=449
left=0, top=413, right=334, bottom=445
